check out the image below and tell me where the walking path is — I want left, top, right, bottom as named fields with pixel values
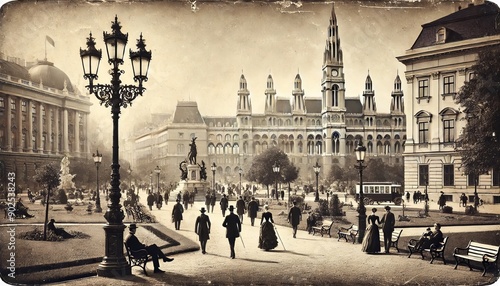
left=47, top=188, right=500, bottom=286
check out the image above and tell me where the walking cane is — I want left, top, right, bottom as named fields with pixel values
left=274, top=225, right=286, bottom=251
left=239, top=235, right=246, bottom=248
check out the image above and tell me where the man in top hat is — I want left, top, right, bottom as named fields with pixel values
left=125, top=224, right=174, bottom=273
left=195, top=207, right=211, bottom=254
left=247, top=197, right=259, bottom=226
left=236, top=196, right=246, bottom=224
left=220, top=194, right=229, bottom=217
left=288, top=200, right=302, bottom=238
left=222, top=205, right=241, bottom=259
left=172, top=199, right=184, bottom=230
left=380, top=205, right=396, bottom=253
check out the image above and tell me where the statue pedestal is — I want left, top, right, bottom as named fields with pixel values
left=178, top=164, right=208, bottom=194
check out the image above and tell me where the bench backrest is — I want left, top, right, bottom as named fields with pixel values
left=391, top=229, right=402, bottom=242
left=467, top=241, right=500, bottom=260
left=323, top=220, right=334, bottom=226
left=351, top=225, right=359, bottom=232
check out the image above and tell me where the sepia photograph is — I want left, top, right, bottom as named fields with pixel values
left=0, top=0, right=500, bottom=285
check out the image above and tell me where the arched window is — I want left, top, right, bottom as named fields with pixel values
left=332, top=132, right=340, bottom=154
left=332, top=84, right=339, bottom=106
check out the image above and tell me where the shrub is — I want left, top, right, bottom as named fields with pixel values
left=465, top=205, right=477, bottom=215
left=330, top=194, right=344, bottom=216
left=442, top=205, right=453, bottom=214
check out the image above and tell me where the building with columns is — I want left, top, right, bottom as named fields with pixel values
left=132, top=4, right=406, bottom=185
left=0, top=55, right=92, bottom=189
left=398, top=1, right=500, bottom=203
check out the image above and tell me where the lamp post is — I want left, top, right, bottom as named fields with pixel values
left=272, top=162, right=280, bottom=200
left=154, top=166, right=161, bottom=194
left=424, top=174, right=429, bottom=217
left=93, top=150, right=103, bottom=213
left=354, top=143, right=367, bottom=244
left=211, top=162, right=217, bottom=190
left=149, top=172, right=153, bottom=193
left=238, top=167, right=243, bottom=195
left=80, top=16, right=152, bottom=277
left=127, top=166, right=132, bottom=190
left=313, top=162, right=321, bottom=202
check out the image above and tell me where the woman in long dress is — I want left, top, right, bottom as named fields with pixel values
left=258, top=205, right=278, bottom=250
left=361, top=207, right=381, bottom=253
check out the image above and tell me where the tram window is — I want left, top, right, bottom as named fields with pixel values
left=374, top=186, right=379, bottom=193
left=385, top=186, right=390, bottom=193
left=370, top=186, right=374, bottom=193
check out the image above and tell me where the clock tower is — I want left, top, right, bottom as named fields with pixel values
left=322, top=4, right=347, bottom=164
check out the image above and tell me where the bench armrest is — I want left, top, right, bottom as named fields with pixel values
left=408, top=239, right=419, bottom=246
left=338, top=226, right=351, bottom=232
left=482, top=253, right=497, bottom=262
left=453, top=247, right=468, bottom=254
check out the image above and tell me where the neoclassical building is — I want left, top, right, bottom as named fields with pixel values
left=398, top=1, right=500, bottom=203
left=132, top=5, right=406, bottom=184
left=0, top=55, right=92, bottom=189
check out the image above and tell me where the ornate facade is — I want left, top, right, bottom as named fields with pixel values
left=133, top=5, right=406, bottom=184
left=398, top=1, right=500, bottom=203
left=0, top=55, right=92, bottom=189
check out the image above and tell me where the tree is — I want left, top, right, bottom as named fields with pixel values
left=33, top=163, right=60, bottom=240
left=246, top=147, right=298, bottom=199
left=455, top=46, right=500, bottom=175
left=363, top=158, right=404, bottom=184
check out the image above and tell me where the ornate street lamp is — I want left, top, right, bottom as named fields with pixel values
left=92, top=150, right=103, bottom=213
left=80, top=16, right=152, bottom=277
left=239, top=167, right=243, bottom=195
left=272, top=162, right=280, bottom=200
left=154, top=166, right=161, bottom=194
left=313, top=162, right=321, bottom=202
left=354, top=142, right=367, bottom=244
left=211, top=162, right=217, bottom=190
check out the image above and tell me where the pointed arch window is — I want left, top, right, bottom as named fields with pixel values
left=332, top=132, right=340, bottom=155
left=332, top=85, right=339, bottom=107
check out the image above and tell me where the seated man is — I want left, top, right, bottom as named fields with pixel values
left=125, top=224, right=174, bottom=273
left=414, top=223, right=444, bottom=250
left=15, top=198, right=34, bottom=218
left=47, top=219, right=75, bottom=239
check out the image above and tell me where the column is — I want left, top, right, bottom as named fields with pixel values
left=54, top=107, right=59, bottom=154
left=47, top=106, right=52, bottom=154
left=37, top=102, right=43, bottom=153
left=74, top=111, right=80, bottom=154
left=5, top=95, right=12, bottom=152
left=83, top=113, right=90, bottom=155
left=27, top=100, right=33, bottom=152
left=63, top=108, right=69, bottom=154
left=16, top=98, right=22, bottom=152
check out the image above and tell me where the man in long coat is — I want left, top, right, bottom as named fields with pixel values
left=381, top=205, right=396, bottom=253
left=195, top=207, right=211, bottom=254
left=247, top=197, right=259, bottom=226
left=172, top=199, right=184, bottom=230
left=222, top=205, right=241, bottom=259
left=288, top=200, right=302, bottom=238
left=236, top=196, right=246, bottom=224
left=220, top=194, right=229, bottom=217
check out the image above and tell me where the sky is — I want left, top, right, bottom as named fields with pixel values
left=0, top=0, right=493, bottom=138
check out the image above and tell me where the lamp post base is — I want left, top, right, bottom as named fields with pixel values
left=97, top=224, right=131, bottom=277
left=357, top=213, right=367, bottom=244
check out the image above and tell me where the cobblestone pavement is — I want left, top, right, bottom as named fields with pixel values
left=45, top=189, right=500, bottom=286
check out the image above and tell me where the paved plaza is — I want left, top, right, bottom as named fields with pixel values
left=33, top=189, right=498, bottom=286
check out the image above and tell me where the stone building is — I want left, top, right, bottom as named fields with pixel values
left=0, top=55, right=92, bottom=189
left=398, top=0, right=500, bottom=203
left=133, top=4, right=406, bottom=185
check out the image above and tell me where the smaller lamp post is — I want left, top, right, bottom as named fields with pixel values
left=272, top=162, right=280, bottom=200
left=149, top=172, right=153, bottom=193
left=127, top=166, right=132, bottom=191
left=313, top=162, right=321, bottom=202
left=211, top=162, right=217, bottom=190
left=239, top=167, right=243, bottom=195
left=93, top=150, right=103, bottom=213
left=154, top=166, right=161, bottom=194
left=354, top=143, right=367, bottom=244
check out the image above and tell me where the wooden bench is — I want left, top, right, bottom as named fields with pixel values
left=408, top=236, right=449, bottom=264
left=312, top=220, right=334, bottom=237
left=380, top=229, right=403, bottom=252
left=337, top=225, right=358, bottom=244
left=453, top=240, right=500, bottom=276
left=124, top=242, right=152, bottom=275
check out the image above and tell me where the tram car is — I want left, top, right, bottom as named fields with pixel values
left=355, top=182, right=403, bottom=205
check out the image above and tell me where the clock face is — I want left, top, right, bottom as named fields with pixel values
left=331, top=69, right=338, bottom=76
